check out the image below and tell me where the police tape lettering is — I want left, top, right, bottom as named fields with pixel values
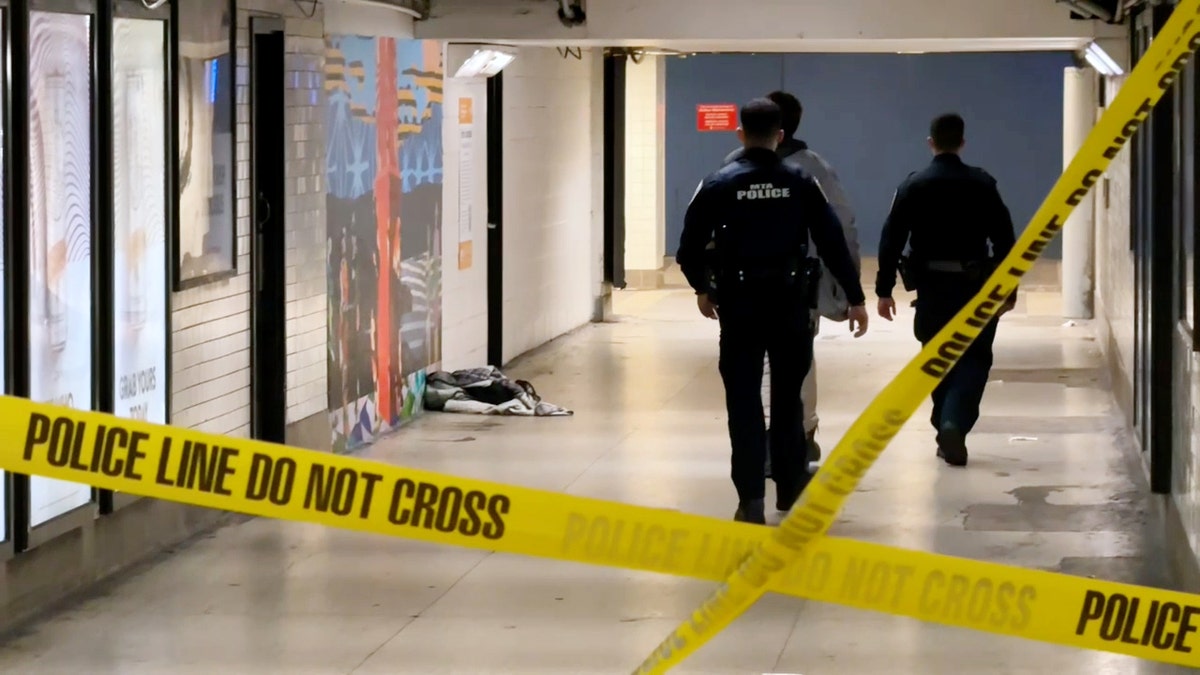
left=631, top=1, right=1200, bottom=672
left=1077, top=591, right=1200, bottom=654
left=3, top=399, right=1200, bottom=667
left=20, top=410, right=513, bottom=541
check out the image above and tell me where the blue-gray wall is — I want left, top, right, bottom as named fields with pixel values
left=664, top=52, right=1075, bottom=260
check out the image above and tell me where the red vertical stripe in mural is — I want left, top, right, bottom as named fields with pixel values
left=374, top=38, right=399, bottom=424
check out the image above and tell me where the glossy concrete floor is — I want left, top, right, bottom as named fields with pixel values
left=0, top=285, right=1191, bottom=674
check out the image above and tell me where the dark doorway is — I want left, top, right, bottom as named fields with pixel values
left=250, top=18, right=286, bottom=443
left=1129, top=5, right=1175, bottom=494
left=486, top=72, right=503, bottom=367
left=603, top=52, right=627, bottom=290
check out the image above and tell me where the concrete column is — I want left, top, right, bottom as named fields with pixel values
left=622, top=54, right=667, bottom=289
left=1062, top=67, right=1097, bottom=319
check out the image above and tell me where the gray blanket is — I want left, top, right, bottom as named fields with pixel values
left=423, top=367, right=573, bottom=417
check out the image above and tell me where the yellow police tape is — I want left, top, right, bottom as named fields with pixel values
left=631, top=1, right=1200, bottom=672
left=2, top=399, right=1200, bottom=668
left=0, top=10, right=1191, bottom=675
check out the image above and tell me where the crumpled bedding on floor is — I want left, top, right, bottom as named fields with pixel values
left=423, top=366, right=573, bottom=417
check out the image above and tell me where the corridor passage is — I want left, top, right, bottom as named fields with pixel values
left=0, top=285, right=1188, bottom=674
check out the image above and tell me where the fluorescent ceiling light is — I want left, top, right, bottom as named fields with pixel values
left=1056, top=0, right=1114, bottom=21
left=1083, top=42, right=1123, bottom=76
left=455, top=49, right=516, bottom=78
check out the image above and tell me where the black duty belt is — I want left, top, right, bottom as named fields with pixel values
left=926, top=260, right=988, bottom=273
left=725, top=268, right=801, bottom=283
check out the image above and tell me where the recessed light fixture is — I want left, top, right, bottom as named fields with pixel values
left=454, top=48, right=516, bottom=78
left=1082, top=42, right=1123, bottom=76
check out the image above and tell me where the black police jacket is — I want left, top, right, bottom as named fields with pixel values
left=676, top=146, right=866, bottom=307
left=875, top=153, right=1017, bottom=299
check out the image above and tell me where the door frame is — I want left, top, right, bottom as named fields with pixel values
left=1131, top=4, right=1176, bottom=494
left=248, top=15, right=287, bottom=443
left=2, top=0, right=21, bottom=559
left=486, top=71, right=503, bottom=367
left=603, top=51, right=626, bottom=291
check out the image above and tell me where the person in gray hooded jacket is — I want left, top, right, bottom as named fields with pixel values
left=718, top=91, right=861, bottom=468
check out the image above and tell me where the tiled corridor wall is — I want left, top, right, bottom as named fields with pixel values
left=500, top=47, right=604, bottom=363
left=439, top=70, right=489, bottom=371
left=1092, top=75, right=1135, bottom=421
left=425, top=45, right=609, bottom=371
left=1092, top=72, right=1200, bottom=584
left=171, top=0, right=329, bottom=447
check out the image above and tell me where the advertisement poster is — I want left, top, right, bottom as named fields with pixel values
left=457, top=97, right=473, bottom=270
left=112, top=18, right=167, bottom=427
left=176, top=0, right=234, bottom=283
left=27, top=12, right=94, bottom=526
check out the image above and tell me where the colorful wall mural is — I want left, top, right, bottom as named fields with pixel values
left=325, top=36, right=444, bottom=452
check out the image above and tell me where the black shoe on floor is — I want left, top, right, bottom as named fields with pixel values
left=734, top=499, right=766, bottom=525
left=775, top=469, right=812, bottom=512
left=936, top=426, right=969, bottom=467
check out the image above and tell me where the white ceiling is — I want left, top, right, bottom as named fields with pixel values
left=492, top=37, right=1095, bottom=55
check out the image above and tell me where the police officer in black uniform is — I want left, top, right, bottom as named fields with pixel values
left=678, top=98, right=868, bottom=525
left=875, top=113, right=1017, bottom=468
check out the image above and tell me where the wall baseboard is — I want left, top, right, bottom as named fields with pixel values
left=624, top=268, right=664, bottom=289
left=1166, top=491, right=1200, bottom=593
left=286, top=410, right=333, bottom=453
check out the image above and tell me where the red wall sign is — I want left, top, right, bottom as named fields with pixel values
left=696, top=104, right=738, bottom=132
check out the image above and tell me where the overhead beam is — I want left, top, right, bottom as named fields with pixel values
left=418, top=0, right=1126, bottom=43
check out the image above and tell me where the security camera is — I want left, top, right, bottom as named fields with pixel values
left=558, top=1, right=586, bottom=27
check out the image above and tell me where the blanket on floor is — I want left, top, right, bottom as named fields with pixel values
left=423, top=367, right=573, bottom=417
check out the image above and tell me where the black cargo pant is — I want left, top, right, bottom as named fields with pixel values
left=913, top=275, right=999, bottom=439
left=717, top=285, right=813, bottom=503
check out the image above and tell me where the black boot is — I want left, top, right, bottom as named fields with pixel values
left=734, top=499, right=766, bottom=524
left=936, top=425, right=968, bottom=467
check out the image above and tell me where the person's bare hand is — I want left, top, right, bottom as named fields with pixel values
left=877, top=297, right=897, bottom=321
left=848, top=304, right=869, bottom=338
left=697, top=293, right=719, bottom=320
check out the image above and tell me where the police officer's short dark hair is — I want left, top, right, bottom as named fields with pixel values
left=767, top=91, right=803, bottom=138
left=740, top=98, right=782, bottom=142
left=930, top=113, right=965, bottom=151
